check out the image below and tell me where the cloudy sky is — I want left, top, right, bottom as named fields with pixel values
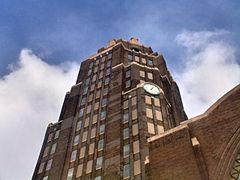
left=0, top=0, right=240, bottom=179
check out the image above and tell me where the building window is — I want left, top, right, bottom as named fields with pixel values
left=99, top=71, right=104, bottom=79
left=73, top=135, right=80, bottom=146
left=126, top=70, right=131, bottom=78
left=123, top=112, right=129, bottom=124
left=95, top=59, right=99, bottom=65
left=106, top=68, right=111, bottom=75
left=88, top=93, right=93, bottom=102
left=76, top=164, right=83, bottom=177
left=132, top=124, right=139, bottom=136
left=147, top=72, right=153, bottom=80
left=100, top=111, right=106, bottom=120
left=128, top=54, right=133, bottom=62
left=82, top=131, right=88, bottom=142
left=45, top=159, right=53, bottom=171
left=157, top=125, right=164, bottom=134
left=146, top=108, right=153, bottom=119
left=102, top=56, right=106, bottom=62
left=125, top=80, right=131, bottom=88
left=106, top=60, right=111, bottom=67
left=79, top=146, right=86, bottom=159
left=94, top=66, right=98, bottom=73
left=83, top=87, right=88, bottom=95
left=84, top=117, right=90, bottom=128
left=70, top=150, right=77, bottom=162
left=133, top=140, right=140, bottom=154
left=98, top=139, right=104, bottom=151
left=85, top=78, right=90, bottom=86
left=93, top=114, right=98, bottom=124
left=134, top=160, right=141, bottom=175
left=87, top=69, right=92, bottom=76
left=103, top=87, right=109, bottom=95
left=123, top=164, right=130, bottom=179
left=86, top=105, right=91, bottom=114
left=43, top=146, right=50, bottom=157
left=50, top=143, right=57, bottom=154
left=123, top=128, right=129, bottom=140
left=140, top=70, right=145, bottom=78
left=135, top=56, right=139, bottom=62
left=54, top=130, right=60, bottom=139
left=132, top=96, right=137, bottom=106
left=94, top=102, right=99, bottom=110
left=89, top=62, right=93, bottom=69
left=38, top=162, right=45, bottom=174
left=104, top=77, right=110, bottom=85
left=95, top=176, right=101, bottom=180
left=123, top=144, right=130, bottom=157
left=86, top=160, right=93, bottom=174
left=89, top=142, right=95, bottom=155
left=43, top=176, right=48, bottom=180
left=107, top=53, right=112, bottom=59
left=92, top=74, right=97, bottom=82
left=90, top=84, right=95, bottom=91
left=79, top=108, right=84, bottom=117
left=141, top=58, right=146, bottom=64
left=147, top=122, right=155, bottom=134
left=155, top=110, right=163, bottom=121
left=47, top=133, right=53, bottom=142
left=88, top=93, right=93, bottom=101
left=81, top=97, right=86, bottom=106
left=96, top=156, right=103, bottom=170
left=76, top=121, right=82, bottom=131
left=148, top=59, right=153, bottom=66
left=96, top=90, right=101, bottom=99
left=90, top=127, right=96, bottom=139
left=67, top=168, right=74, bottom=180
left=154, top=98, right=160, bottom=107
left=100, top=64, right=104, bottom=70
left=99, top=124, right=105, bottom=135
left=102, top=98, right=108, bottom=107
left=123, top=100, right=128, bottom=109
left=145, top=96, right=152, bottom=104
left=132, top=109, right=138, bottom=120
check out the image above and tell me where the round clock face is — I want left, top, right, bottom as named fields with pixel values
left=143, top=83, right=161, bottom=95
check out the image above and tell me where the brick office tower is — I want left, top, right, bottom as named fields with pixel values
left=32, top=38, right=187, bottom=180
left=32, top=38, right=240, bottom=180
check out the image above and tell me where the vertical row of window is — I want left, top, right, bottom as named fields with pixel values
left=145, top=96, right=164, bottom=135
left=66, top=53, right=112, bottom=180
left=125, top=69, right=131, bottom=89
left=37, top=128, right=61, bottom=179
left=122, top=96, right=141, bottom=179
left=127, top=53, right=154, bottom=67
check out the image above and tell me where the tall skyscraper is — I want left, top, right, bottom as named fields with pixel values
left=32, top=38, right=240, bottom=180
left=32, top=38, right=187, bottom=180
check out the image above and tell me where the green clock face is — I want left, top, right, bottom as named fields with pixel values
left=143, top=82, right=161, bottom=95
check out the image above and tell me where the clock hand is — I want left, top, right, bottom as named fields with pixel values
left=150, top=87, right=154, bottom=90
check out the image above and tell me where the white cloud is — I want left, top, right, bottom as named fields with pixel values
left=0, top=49, right=79, bottom=180
left=175, top=30, right=240, bottom=118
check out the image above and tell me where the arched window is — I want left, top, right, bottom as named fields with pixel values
left=230, top=151, right=240, bottom=179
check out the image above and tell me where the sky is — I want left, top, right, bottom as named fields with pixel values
left=0, top=0, right=240, bottom=179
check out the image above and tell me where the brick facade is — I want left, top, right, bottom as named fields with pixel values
left=32, top=38, right=240, bottom=180
left=147, top=84, right=240, bottom=180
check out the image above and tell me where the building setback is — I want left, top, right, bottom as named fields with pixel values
left=32, top=38, right=240, bottom=180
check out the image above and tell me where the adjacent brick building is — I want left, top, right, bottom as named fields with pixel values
left=32, top=38, right=240, bottom=180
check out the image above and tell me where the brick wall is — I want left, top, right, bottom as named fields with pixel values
left=147, top=84, right=240, bottom=180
